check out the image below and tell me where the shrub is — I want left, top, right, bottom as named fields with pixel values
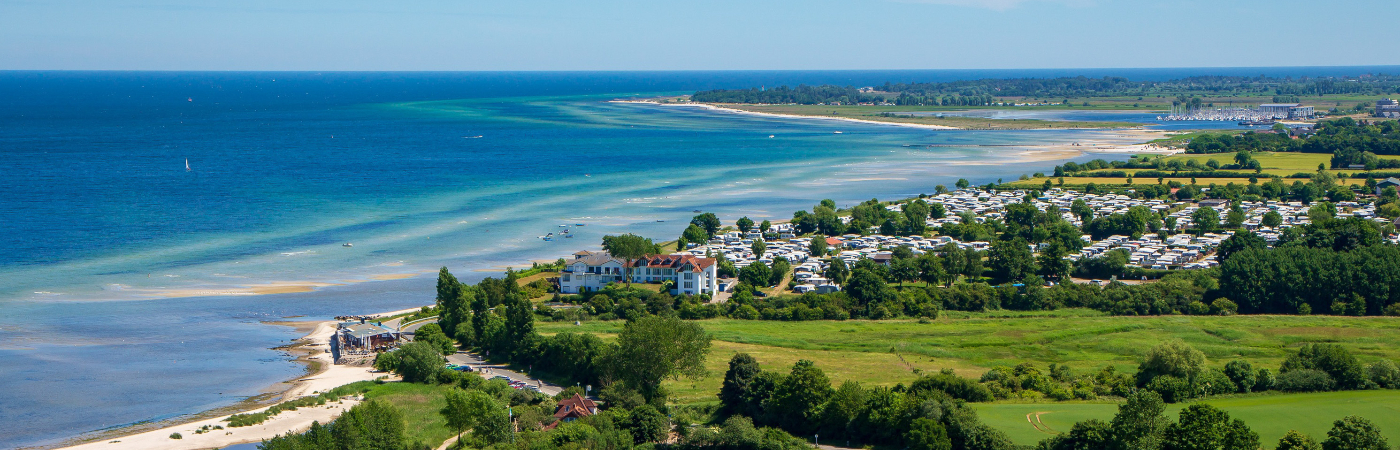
left=1281, top=344, right=1365, bottom=390
left=909, top=373, right=994, bottom=402
left=169, top=433, right=182, bottom=439
left=1322, top=416, right=1390, bottom=450
left=1224, top=360, right=1257, bottom=393
left=1276, top=369, right=1336, bottom=392
left=1137, top=340, right=1207, bottom=387
left=1145, top=375, right=1195, bottom=403
left=1365, top=360, right=1400, bottom=389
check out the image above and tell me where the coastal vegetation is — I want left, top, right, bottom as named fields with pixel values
left=691, top=75, right=1400, bottom=110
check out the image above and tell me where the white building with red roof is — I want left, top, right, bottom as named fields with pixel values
left=628, top=254, right=719, bottom=296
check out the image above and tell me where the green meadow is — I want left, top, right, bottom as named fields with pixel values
left=974, top=390, right=1400, bottom=446
left=537, top=312, right=1400, bottom=442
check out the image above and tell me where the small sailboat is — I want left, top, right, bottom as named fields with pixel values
left=343, top=243, right=353, bottom=247
left=769, top=135, right=775, bottom=138
left=833, top=131, right=843, bottom=134
left=185, top=159, right=191, bottom=171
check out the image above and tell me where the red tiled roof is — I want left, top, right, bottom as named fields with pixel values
left=626, top=254, right=716, bottom=272
left=552, top=394, right=598, bottom=420
left=825, top=237, right=843, bottom=246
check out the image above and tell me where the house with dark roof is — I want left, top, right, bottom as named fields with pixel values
left=543, top=394, right=598, bottom=429
left=559, top=251, right=627, bottom=294
left=1377, top=178, right=1400, bottom=196
left=628, top=254, right=719, bottom=296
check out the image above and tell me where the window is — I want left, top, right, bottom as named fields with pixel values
left=684, top=282, right=694, bottom=289
left=563, top=274, right=571, bottom=282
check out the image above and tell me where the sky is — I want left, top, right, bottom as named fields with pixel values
left=1, top=0, right=1397, bottom=71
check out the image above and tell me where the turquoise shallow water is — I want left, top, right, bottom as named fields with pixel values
left=0, top=69, right=1364, bottom=448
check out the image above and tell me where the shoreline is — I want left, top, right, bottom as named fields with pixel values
left=612, top=100, right=962, bottom=130
left=49, top=310, right=415, bottom=450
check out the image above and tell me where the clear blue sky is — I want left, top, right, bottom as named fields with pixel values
left=2, top=0, right=1396, bottom=71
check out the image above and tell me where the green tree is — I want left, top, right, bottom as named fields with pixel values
left=767, top=360, right=832, bottom=434
left=603, top=234, right=659, bottom=285
left=891, top=258, right=920, bottom=288
left=393, top=341, right=445, bottom=383
left=737, top=216, right=755, bottom=233
left=916, top=253, right=947, bottom=287
left=1226, top=207, right=1246, bottom=229
left=752, top=239, right=767, bottom=258
left=1277, top=430, right=1322, bottom=450
left=1216, top=231, right=1266, bottom=263
left=761, top=219, right=772, bottom=233
left=956, top=178, right=971, bottom=189
left=845, top=267, right=893, bottom=306
left=333, top=399, right=406, bottom=450
left=825, top=258, right=850, bottom=285
left=1281, top=343, right=1366, bottom=390
left=441, top=389, right=500, bottom=443
left=1192, top=207, right=1220, bottom=234
left=691, top=212, right=721, bottom=237
left=988, top=238, right=1037, bottom=283
left=1110, top=390, right=1169, bottom=450
left=626, top=405, right=669, bottom=443
left=1037, top=243, right=1071, bottom=281
left=1162, top=403, right=1258, bottom=450
left=770, top=257, right=791, bottom=287
left=1322, top=416, right=1389, bottom=450
left=1138, top=340, right=1208, bottom=386
left=739, top=261, right=773, bottom=287
left=612, top=316, right=712, bottom=402
left=719, top=353, right=761, bottom=414
left=907, top=417, right=953, bottom=450
left=680, top=224, right=709, bottom=250
left=809, top=235, right=828, bottom=256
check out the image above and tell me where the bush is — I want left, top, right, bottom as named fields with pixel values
left=1365, top=360, right=1400, bottom=389
left=909, top=373, right=994, bottom=402
left=1281, top=344, right=1366, bottom=390
left=1276, top=369, right=1336, bottom=392
left=169, top=433, right=182, bottom=440
left=1145, top=375, right=1195, bottom=403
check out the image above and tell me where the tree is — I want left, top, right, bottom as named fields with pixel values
left=1137, top=340, right=1207, bottom=387
left=691, top=213, right=721, bottom=237
left=441, top=389, right=499, bottom=443
left=737, top=216, right=755, bottom=233
left=1071, top=199, right=1095, bottom=223
left=988, top=238, right=1037, bottom=283
left=891, top=258, right=920, bottom=288
left=1110, top=390, right=1169, bottom=450
left=1216, top=231, right=1266, bottom=262
left=1162, top=403, right=1258, bottom=450
left=1226, top=207, right=1246, bottom=229
left=769, top=257, right=791, bottom=287
left=603, top=234, right=660, bottom=284
left=956, top=178, right=971, bottom=189
left=845, top=267, right=893, bottom=306
left=1281, top=343, right=1365, bottom=390
left=916, top=253, right=947, bottom=287
left=332, top=399, right=406, bottom=450
left=1192, top=207, right=1220, bottom=234
left=1037, top=243, right=1072, bottom=282
left=907, top=417, right=952, bottom=450
left=719, top=353, right=761, bottom=414
left=680, top=224, right=709, bottom=250
left=825, top=258, right=850, bottom=285
left=1041, top=419, right=1113, bottom=450
left=739, top=261, right=773, bottom=287
left=761, top=219, right=772, bottom=233
left=767, top=360, right=832, bottom=434
left=1322, top=416, right=1389, bottom=450
left=611, top=316, right=712, bottom=401
left=392, top=341, right=445, bottom=383
left=627, top=405, right=669, bottom=443
left=752, top=240, right=766, bottom=259
left=436, top=267, right=465, bottom=338
left=1277, top=430, right=1322, bottom=450
left=809, top=235, right=828, bottom=256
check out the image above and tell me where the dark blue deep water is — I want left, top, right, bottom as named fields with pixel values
left=1, top=68, right=1394, bottom=449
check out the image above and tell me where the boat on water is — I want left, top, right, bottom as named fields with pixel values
left=463, top=135, right=484, bottom=139
left=565, top=234, right=574, bottom=238
left=656, top=219, right=665, bottom=222
left=185, top=159, right=191, bottom=171
left=575, top=223, right=585, bottom=226
left=343, top=243, right=353, bottom=247
left=833, top=131, right=843, bottom=134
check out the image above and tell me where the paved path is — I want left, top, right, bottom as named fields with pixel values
left=446, top=352, right=566, bottom=396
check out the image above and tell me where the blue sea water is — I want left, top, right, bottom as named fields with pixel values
left=0, top=68, right=1394, bottom=449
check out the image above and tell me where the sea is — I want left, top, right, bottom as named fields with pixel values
left=1, top=67, right=1395, bottom=449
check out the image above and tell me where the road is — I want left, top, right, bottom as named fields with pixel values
left=446, top=352, right=566, bottom=396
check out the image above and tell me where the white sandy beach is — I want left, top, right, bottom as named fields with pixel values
left=57, top=321, right=396, bottom=450
left=613, top=100, right=962, bottom=130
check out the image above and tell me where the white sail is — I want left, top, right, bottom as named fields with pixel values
left=185, top=159, right=190, bottom=171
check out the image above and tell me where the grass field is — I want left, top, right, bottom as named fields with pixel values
left=536, top=312, right=1400, bottom=405
left=974, top=390, right=1400, bottom=446
left=362, top=382, right=456, bottom=446
left=1006, top=152, right=1343, bottom=188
